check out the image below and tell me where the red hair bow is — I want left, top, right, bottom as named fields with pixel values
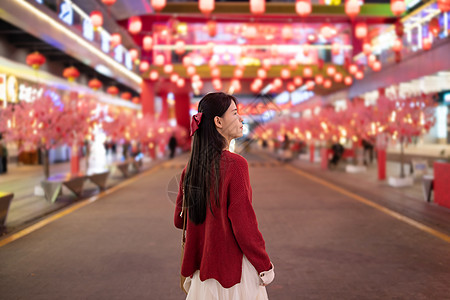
left=190, top=112, right=203, bottom=137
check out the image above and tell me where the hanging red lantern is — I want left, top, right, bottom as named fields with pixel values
left=289, top=59, right=298, bottom=70
left=349, top=64, right=358, bottom=75
left=155, top=54, right=165, bottom=66
left=88, top=79, right=102, bottom=91
left=262, top=58, right=271, bottom=70
left=128, top=16, right=142, bottom=35
left=212, top=79, right=222, bottom=91
left=170, top=73, right=179, bottom=83
left=395, top=21, right=404, bottom=37
left=273, top=78, right=283, bottom=89
left=102, top=0, right=116, bottom=6
left=139, top=61, right=149, bottom=73
left=323, top=79, right=332, bottom=89
left=331, top=43, right=340, bottom=55
left=315, top=74, right=324, bottom=85
left=363, top=42, right=372, bottom=55
left=422, top=37, right=432, bottom=50
left=393, top=38, right=403, bottom=52
left=344, top=76, right=353, bottom=86
left=250, top=0, right=265, bottom=15
left=121, top=92, right=132, bottom=100
left=164, top=64, right=173, bottom=74
left=149, top=70, right=159, bottom=81
left=293, top=76, right=303, bottom=86
left=282, top=25, right=294, bottom=41
left=111, top=33, right=121, bottom=48
left=355, top=23, right=368, bottom=39
left=175, top=40, right=186, bottom=55
left=183, top=56, right=192, bottom=67
left=372, top=61, right=381, bottom=72
left=63, top=66, right=80, bottom=82
left=296, top=0, right=312, bottom=17
left=281, top=68, right=291, bottom=79
left=306, top=81, right=315, bottom=90
left=345, top=0, right=360, bottom=19
left=90, top=11, right=103, bottom=28
left=287, top=83, right=296, bottom=92
left=320, top=23, right=337, bottom=40
left=152, top=0, right=166, bottom=12
left=257, top=68, right=267, bottom=79
left=437, top=0, right=450, bottom=12
left=355, top=70, right=364, bottom=80
left=211, top=67, right=221, bottom=78
left=367, top=54, right=376, bottom=66
left=334, top=73, right=343, bottom=82
left=303, top=67, right=313, bottom=77
left=176, top=78, right=185, bottom=88
left=207, top=20, right=217, bottom=37
left=132, top=96, right=140, bottom=104
left=234, top=68, right=244, bottom=78
left=129, top=49, right=139, bottom=61
left=143, top=35, right=153, bottom=51
left=187, top=66, right=196, bottom=76
left=199, top=0, right=214, bottom=15
left=390, top=0, right=406, bottom=17
left=107, top=86, right=119, bottom=96
left=26, top=51, right=46, bottom=70
left=327, top=66, right=336, bottom=76
left=429, top=17, right=440, bottom=37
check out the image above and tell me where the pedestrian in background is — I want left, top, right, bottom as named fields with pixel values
left=168, top=134, right=178, bottom=159
left=174, top=92, right=274, bottom=299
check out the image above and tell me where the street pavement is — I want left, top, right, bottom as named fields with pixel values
left=0, top=150, right=449, bottom=299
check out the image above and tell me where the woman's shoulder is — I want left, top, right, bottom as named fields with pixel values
left=222, top=150, right=248, bottom=168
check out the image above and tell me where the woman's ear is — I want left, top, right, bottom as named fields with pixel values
left=214, top=116, right=223, bottom=129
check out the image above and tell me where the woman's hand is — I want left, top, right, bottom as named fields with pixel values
left=259, top=262, right=275, bottom=286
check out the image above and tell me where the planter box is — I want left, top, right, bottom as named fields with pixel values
left=434, top=162, right=450, bottom=209
left=346, top=165, right=367, bottom=173
left=0, top=192, right=14, bottom=232
left=388, top=176, right=414, bottom=187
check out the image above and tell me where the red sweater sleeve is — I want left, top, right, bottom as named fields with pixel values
left=227, top=156, right=272, bottom=274
left=174, top=168, right=186, bottom=229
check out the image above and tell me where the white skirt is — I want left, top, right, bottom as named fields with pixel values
left=183, top=255, right=269, bottom=300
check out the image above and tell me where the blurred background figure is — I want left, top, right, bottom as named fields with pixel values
left=168, top=134, right=178, bottom=159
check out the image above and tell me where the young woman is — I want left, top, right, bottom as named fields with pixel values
left=174, top=92, right=274, bottom=299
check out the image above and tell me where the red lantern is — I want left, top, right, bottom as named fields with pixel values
left=128, top=16, right=142, bottom=35
left=296, top=0, right=311, bottom=17
left=111, top=33, right=121, bottom=48
left=273, top=78, right=283, bottom=89
left=63, top=66, right=80, bottom=82
left=393, top=38, right=403, bottom=52
left=132, top=96, right=140, bottom=104
left=176, top=78, right=185, bottom=88
left=183, top=56, right=192, bottom=67
left=306, top=81, right=315, bottom=90
left=257, top=68, right=267, bottom=79
left=187, top=66, right=196, bottom=76
left=250, top=0, right=265, bottom=15
left=429, top=18, right=440, bottom=37
left=88, top=79, right=102, bottom=91
left=331, top=43, right=340, bottom=55
left=129, top=49, right=139, bottom=61
left=345, top=0, right=360, bottom=19
left=315, top=74, right=324, bottom=85
left=294, top=76, right=303, bottom=86
left=437, top=0, right=450, bottom=12
left=207, top=20, right=217, bottom=37
left=152, top=0, right=166, bottom=12
left=334, top=73, right=343, bottom=82
left=344, top=76, right=353, bottom=86
left=287, top=83, right=296, bottom=92
left=289, top=59, right=298, bottom=70
left=363, top=42, right=372, bottom=55
left=139, top=61, right=149, bottom=73
left=212, top=79, right=222, bottom=91
left=423, top=37, right=432, bottom=50
left=107, top=86, right=119, bottom=96
left=367, top=54, right=376, bottom=66
left=121, top=92, right=132, bottom=100
left=143, top=36, right=153, bottom=51
left=349, top=64, right=358, bottom=75
left=372, top=61, right=381, bottom=72
left=320, top=23, right=337, bottom=40
left=282, top=25, right=294, bottom=41
left=391, top=0, right=406, bottom=17
left=211, top=67, right=221, bottom=78
left=355, top=71, right=364, bottom=80
left=155, top=54, right=165, bottom=66
left=395, top=21, right=404, bottom=37
left=170, top=73, right=179, bottom=83
left=234, top=68, right=244, bottom=78
left=164, top=64, right=173, bottom=74
left=175, top=40, right=186, bottom=55
left=355, top=23, right=368, bottom=39
left=323, top=79, right=332, bottom=89
left=102, top=0, right=116, bottom=6
left=281, top=68, right=291, bottom=79
left=199, top=0, right=214, bottom=15
left=303, top=67, right=313, bottom=77
left=26, top=51, right=46, bottom=70
left=90, top=11, right=103, bottom=28
left=327, top=66, right=336, bottom=76
left=262, top=58, right=271, bottom=70
left=149, top=70, right=159, bottom=81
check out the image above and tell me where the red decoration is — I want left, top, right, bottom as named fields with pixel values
left=164, top=64, right=174, bottom=74
left=183, top=56, right=192, bottom=67
left=331, top=43, right=340, bottom=55
left=393, top=38, right=403, bottom=52
left=129, top=48, right=139, bottom=61
left=207, top=20, right=217, bottom=37
left=334, top=73, right=343, bottom=82
left=102, top=0, right=116, bottom=6
left=211, top=67, right=221, bottom=78
left=303, top=67, right=313, bottom=77
left=132, top=96, right=140, bottom=104
left=315, top=74, right=324, bottom=85
left=143, top=35, right=153, bottom=51
left=155, top=54, right=165, bottom=66
left=199, top=0, right=214, bottom=14
left=355, top=23, right=368, bottom=39
left=107, top=86, right=119, bottom=95
left=234, top=68, right=244, bottom=78
left=344, top=76, right=353, bottom=85
left=306, top=81, right=314, bottom=90
left=293, top=76, right=303, bottom=86
left=88, top=79, right=102, bottom=91
left=363, top=42, right=372, bottom=55
left=90, top=11, right=103, bottom=28
left=395, top=21, right=404, bottom=37
left=423, top=37, right=432, bottom=50
left=437, top=0, right=450, bottom=12
left=429, top=17, right=440, bottom=37
left=257, top=68, right=267, bottom=79
left=349, top=64, right=358, bottom=75
left=149, top=70, right=159, bottom=81
left=63, top=66, right=80, bottom=82
left=296, top=0, right=311, bottom=17
left=281, top=68, right=291, bottom=79
left=187, top=66, right=196, bottom=76
left=152, top=0, right=166, bottom=11
left=327, top=66, right=336, bottom=76
left=121, top=92, right=132, bottom=100
left=391, top=0, right=406, bottom=17
left=262, top=58, right=271, bottom=70
left=345, top=0, right=360, bottom=19
left=128, top=16, right=142, bottom=35
left=355, top=70, right=364, bottom=80
left=175, top=40, right=186, bottom=55
left=282, top=25, right=294, bottom=40
left=139, top=61, right=149, bottom=73
left=372, top=61, right=381, bottom=71
left=320, top=23, right=337, bottom=40
left=250, top=0, right=265, bottom=15
left=287, top=82, right=296, bottom=92
left=177, top=78, right=185, bottom=88
left=170, top=73, right=179, bottom=83
left=26, top=51, right=46, bottom=70
left=323, top=79, right=332, bottom=89
left=111, top=33, right=121, bottom=48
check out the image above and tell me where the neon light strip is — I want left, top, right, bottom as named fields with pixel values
left=153, top=45, right=353, bottom=51
left=18, top=0, right=142, bottom=86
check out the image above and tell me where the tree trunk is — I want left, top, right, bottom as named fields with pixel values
left=43, top=147, right=50, bottom=179
left=400, top=137, right=405, bottom=178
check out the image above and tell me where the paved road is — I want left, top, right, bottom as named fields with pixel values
left=0, top=151, right=449, bottom=299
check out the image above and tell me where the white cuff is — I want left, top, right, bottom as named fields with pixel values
left=259, top=262, right=275, bottom=286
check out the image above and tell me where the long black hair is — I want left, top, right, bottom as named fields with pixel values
left=183, top=92, right=237, bottom=225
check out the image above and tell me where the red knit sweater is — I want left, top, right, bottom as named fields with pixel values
left=174, top=150, right=272, bottom=288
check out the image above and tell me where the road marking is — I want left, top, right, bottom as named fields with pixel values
left=284, top=164, right=450, bottom=243
left=0, top=165, right=164, bottom=248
